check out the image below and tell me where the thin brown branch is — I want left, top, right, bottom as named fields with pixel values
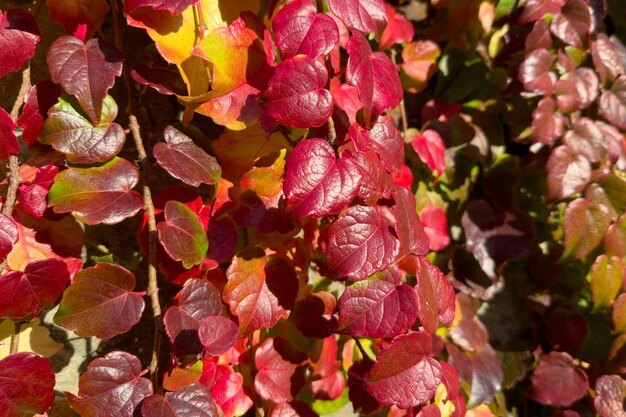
left=10, top=322, right=23, bottom=355
left=327, top=116, right=337, bottom=145
left=391, top=49, right=408, bottom=137
left=353, top=337, right=374, bottom=362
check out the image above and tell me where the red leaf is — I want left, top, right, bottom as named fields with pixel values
left=349, top=115, right=404, bottom=172
left=200, top=362, right=253, bottom=417
left=519, top=49, right=555, bottom=94
left=18, top=165, right=59, bottom=219
left=141, top=383, right=219, bottom=417
left=0, top=353, right=54, bottom=416
left=16, top=81, right=61, bottom=146
left=531, top=97, right=564, bottom=143
left=594, top=375, right=626, bottom=417
left=198, top=316, right=239, bottom=356
left=526, top=351, right=588, bottom=407
left=414, top=256, right=456, bottom=333
left=393, top=186, right=429, bottom=257
left=283, top=139, right=362, bottom=218
left=329, top=0, right=387, bottom=37
left=48, top=157, right=144, bottom=225
left=273, top=0, right=339, bottom=59
left=379, top=4, right=413, bottom=50
left=572, top=67, right=599, bottom=109
left=54, top=262, right=145, bottom=338
left=46, top=0, right=109, bottom=40
left=223, top=248, right=298, bottom=334
left=125, top=0, right=199, bottom=15
left=338, top=275, right=418, bottom=338
left=254, top=337, right=303, bottom=403
left=164, top=279, right=226, bottom=356
left=327, top=204, right=400, bottom=281
left=547, top=145, right=591, bottom=200
left=353, top=150, right=393, bottom=205
left=0, top=213, right=18, bottom=262
left=0, top=259, right=69, bottom=320
left=365, top=332, right=442, bottom=408
left=591, top=33, right=626, bottom=83
left=346, top=32, right=402, bottom=127
left=66, top=351, right=153, bottom=417
left=153, top=126, right=221, bottom=187
left=262, top=56, right=333, bottom=128
left=0, top=107, right=19, bottom=160
left=600, top=75, right=626, bottom=129
left=520, top=0, right=564, bottom=23
left=271, top=402, right=317, bottom=417
left=0, top=8, right=39, bottom=78
left=550, top=0, right=591, bottom=49
left=420, top=205, right=450, bottom=251
left=47, top=36, right=123, bottom=124
left=157, top=200, right=208, bottom=269
left=411, top=129, right=446, bottom=175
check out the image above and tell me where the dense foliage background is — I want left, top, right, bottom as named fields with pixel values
left=1, top=0, right=626, bottom=416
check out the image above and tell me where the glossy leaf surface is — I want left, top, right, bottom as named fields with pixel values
left=157, top=200, right=208, bottom=269
left=328, top=0, right=386, bottom=37
left=48, top=157, right=144, bottom=225
left=350, top=115, right=404, bottom=172
left=0, top=107, right=19, bottom=160
left=198, top=316, right=239, bottom=356
left=393, top=186, right=429, bottom=256
left=54, top=262, right=145, bottom=338
left=0, top=352, right=54, bottom=417
left=0, top=8, right=39, bottom=78
left=0, top=214, right=18, bottom=262
left=600, top=75, right=626, bottom=129
left=254, top=337, right=302, bottom=403
left=594, top=375, right=626, bottom=417
left=141, top=383, right=219, bottom=417
left=16, top=81, right=61, bottom=146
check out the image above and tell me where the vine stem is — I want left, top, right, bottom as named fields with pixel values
left=391, top=49, right=409, bottom=137
left=353, top=337, right=374, bottom=362
left=110, top=0, right=162, bottom=387
left=6, top=64, right=30, bottom=353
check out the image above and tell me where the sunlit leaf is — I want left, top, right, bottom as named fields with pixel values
left=600, top=75, right=626, bottom=129
left=563, top=198, right=611, bottom=259
left=0, top=8, right=39, bottom=78
left=16, top=81, right=61, bottom=146
left=0, top=214, right=18, bottom=263
left=254, top=337, right=304, bottom=403
left=547, top=145, right=591, bottom=200
left=350, top=115, right=404, bottom=172
left=0, top=353, right=54, bottom=417
left=392, top=186, right=429, bottom=256
left=198, top=316, right=239, bottom=356
left=591, top=255, right=623, bottom=309
left=328, top=0, right=387, bottom=37
left=54, top=262, right=145, bottom=338
left=550, top=0, right=591, bottom=49
left=157, top=201, right=208, bottom=269
left=141, top=383, right=219, bottom=417
left=0, top=107, right=19, bottom=160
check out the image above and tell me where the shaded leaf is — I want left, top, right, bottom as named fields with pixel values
left=327, top=204, right=400, bottom=281
left=0, top=352, right=54, bottom=417
left=16, top=81, right=61, bottom=146
left=157, top=200, right=208, bottom=269
left=0, top=107, right=19, bottom=160
left=273, top=0, right=339, bottom=59
left=261, top=56, right=333, bottom=128
left=154, top=126, right=221, bottom=187
left=328, top=0, right=386, bottom=37
left=0, top=259, right=69, bottom=320
left=379, top=3, right=413, bottom=50
left=526, top=351, right=588, bottom=407
left=223, top=248, right=298, bottom=334
left=284, top=139, right=361, bottom=218
left=350, top=115, right=404, bottom=172
left=547, top=145, right=591, bottom=200
left=365, top=332, right=441, bottom=408
left=40, top=95, right=125, bottom=163
left=346, top=32, right=402, bottom=127
left=0, top=319, right=63, bottom=358
left=66, top=351, right=153, bottom=417
left=563, top=198, right=611, bottom=259
left=393, top=186, right=429, bottom=256
left=613, top=294, right=626, bottom=333
left=254, top=337, right=303, bottom=403
left=0, top=8, right=39, bottom=78
left=47, top=36, right=123, bottom=124
left=353, top=150, right=393, bottom=205
left=141, top=383, right=219, bottom=417
left=46, top=0, right=109, bottom=39
left=402, top=41, right=440, bottom=89
left=198, top=316, right=239, bottom=356
left=338, top=276, right=418, bottom=338
left=48, top=157, right=144, bottom=225
left=54, top=262, right=145, bottom=338
left=0, top=213, right=18, bottom=262
left=125, top=0, right=200, bottom=15
left=271, top=402, right=318, bottom=417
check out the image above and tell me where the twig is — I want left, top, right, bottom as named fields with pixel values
left=327, top=116, right=337, bottom=145
left=110, top=0, right=162, bottom=387
left=353, top=337, right=375, bottom=362
left=391, top=49, right=409, bottom=137
left=10, top=322, right=22, bottom=355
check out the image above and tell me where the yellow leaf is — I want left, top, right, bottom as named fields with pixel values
left=0, top=319, right=63, bottom=359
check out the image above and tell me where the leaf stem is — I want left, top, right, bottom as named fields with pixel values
left=353, top=337, right=374, bottom=362
left=10, top=321, right=22, bottom=355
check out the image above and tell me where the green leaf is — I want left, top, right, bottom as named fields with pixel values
left=157, top=201, right=208, bottom=269
left=591, top=255, right=624, bottom=309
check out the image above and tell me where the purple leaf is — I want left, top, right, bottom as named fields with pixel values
left=365, top=332, right=441, bottom=408
left=519, top=49, right=555, bottom=94
left=261, top=56, right=333, bottom=128
left=283, top=138, right=362, bottom=218
left=198, top=316, right=239, bottom=357
left=273, top=0, right=339, bottom=59
left=328, top=0, right=387, bottom=37
left=327, top=204, right=400, bottom=281
left=0, top=259, right=69, bottom=320
left=16, top=81, right=61, bottom=146
left=0, top=353, right=54, bottom=417
left=550, top=0, right=591, bottom=48
left=600, top=75, right=626, bottom=129
left=338, top=276, right=418, bottom=338
left=157, top=200, right=208, bottom=269
left=40, top=95, right=126, bottom=164
left=141, top=383, right=220, bottom=417
left=392, top=187, right=429, bottom=256
left=131, top=59, right=187, bottom=96
left=66, top=351, right=153, bottom=417
left=54, top=262, right=145, bottom=338
left=164, top=279, right=226, bottom=356
left=0, top=8, right=39, bottom=78
left=526, top=351, right=588, bottom=407
left=0, top=213, right=18, bottom=262
left=125, top=0, right=199, bottom=15
left=594, top=375, right=626, bottom=417
left=563, top=198, right=611, bottom=259
left=346, top=32, right=402, bottom=127
left=47, top=36, right=123, bottom=124
left=153, top=126, right=221, bottom=187
left=0, top=107, right=19, bottom=160
left=349, top=115, right=404, bottom=172
left=547, top=145, right=591, bottom=200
